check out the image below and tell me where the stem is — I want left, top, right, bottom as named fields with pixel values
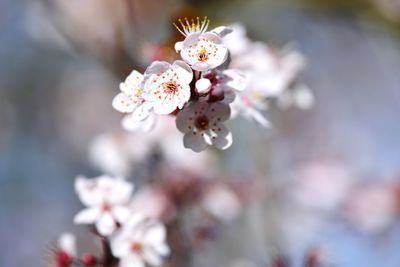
left=101, top=237, right=118, bottom=267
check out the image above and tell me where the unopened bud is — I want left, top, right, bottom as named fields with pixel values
left=195, top=78, right=212, bottom=95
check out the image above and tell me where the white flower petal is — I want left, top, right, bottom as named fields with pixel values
left=174, top=41, right=183, bottom=52
left=120, top=254, right=145, bottom=267
left=183, top=131, right=208, bottom=152
left=172, top=60, right=193, bottom=83
left=112, top=93, right=138, bottom=113
left=210, top=124, right=232, bottom=150
left=143, top=224, right=166, bottom=245
left=207, top=102, right=231, bottom=123
left=195, top=78, right=212, bottom=94
left=120, top=70, right=143, bottom=95
left=211, top=26, right=233, bottom=38
left=73, top=207, right=101, bottom=224
left=144, top=61, right=171, bottom=76
left=122, top=113, right=156, bottom=132
left=143, top=248, right=163, bottom=266
left=58, top=233, right=77, bottom=257
left=96, top=213, right=116, bottom=236
left=112, top=206, right=131, bottom=224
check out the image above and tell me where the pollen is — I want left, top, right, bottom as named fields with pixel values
left=164, top=81, right=178, bottom=94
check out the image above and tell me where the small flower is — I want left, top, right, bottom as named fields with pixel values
left=176, top=101, right=232, bottom=152
left=74, top=175, right=133, bottom=236
left=111, top=214, right=170, bottom=267
left=174, top=17, right=229, bottom=71
left=112, top=70, right=154, bottom=131
left=142, top=60, right=193, bottom=115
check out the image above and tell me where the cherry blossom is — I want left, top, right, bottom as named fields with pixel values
left=112, top=70, right=154, bottom=132
left=174, top=17, right=230, bottom=71
left=176, top=101, right=232, bottom=152
left=74, top=175, right=133, bottom=236
left=111, top=214, right=170, bottom=267
left=142, top=60, right=193, bottom=115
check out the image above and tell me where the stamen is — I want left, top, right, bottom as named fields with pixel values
left=173, top=16, right=210, bottom=37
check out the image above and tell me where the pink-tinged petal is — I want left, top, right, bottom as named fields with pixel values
left=204, top=44, right=228, bottom=68
left=172, top=60, right=193, bottom=83
left=211, top=26, right=233, bottom=38
left=119, top=255, right=145, bottom=267
left=58, top=233, right=77, bottom=257
left=210, top=124, right=233, bottom=150
left=183, top=131, right=208, bottom=152
left=122, top=113, right=156, bottom=132
left=112, top=206, right=131, bottom=223
left=144, top=61, right=171, bottom=76
left=74, top=207, right=101, bottom=224
left=207, top=102, right=231, bottom=122
left=130, top=102, right=152, bottom=121
left=245, top=107, right=271, bottom=128
left=96, top=213, right=116, bottom=236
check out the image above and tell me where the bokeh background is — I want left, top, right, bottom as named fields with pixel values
left=1, top=0, right=400, bottom=266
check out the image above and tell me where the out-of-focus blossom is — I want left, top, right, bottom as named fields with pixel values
left=88, top=133, right=133, bottom=177
left=277, top=85, right=315, bottom=110
left=174, top=17, right=231, bottom=71
left=142, top=60, right=193, bottom=115
left=130, top=186, right=176, bottom=221
left=74, top=175, right=133, bottom=236
left=113, top=70, right=155, bottom=132
left=201, top=184, right=242, bottom=222
left=48, top=233, right=76, bottom=267
left=344, top=183, right=399, bottom=233
left=111, top=214, right=170, bottom=267
left=290, top=160, right=354, bottom=211
left=303, top=246, right=331, bottom=267
left=176, top=101, right=232, bottom=152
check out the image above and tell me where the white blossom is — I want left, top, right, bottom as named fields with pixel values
left=112, top=70, right=154, bottom=132
left=74, top=175, right=133, bottom=236
left=142, top=60, right=193, bottom=115
left=176, top=101, right=232, bottom=152
left=174, top=17, right=229, bottom=71
left=111, top=214, right=170, bottom=267
left=58, top=232, right=77, bottom=257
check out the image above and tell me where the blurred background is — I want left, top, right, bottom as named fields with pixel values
left=1, top=0, right=400, bottom=266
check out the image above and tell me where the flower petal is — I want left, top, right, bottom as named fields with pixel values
left=73, top=207, right=101, bottom=224
left=112, top=93, right=138, bottom=113
left=172, top=60, right=193, bottom=83
left=119, top=254, right=145, bottom=267
left=207, top=102, right=231, bottom=123
left=211, top=26, right=233, bottom=38
left=96, top=213, right=116, bottom=236
left=112, top=206, right=131, bottom=224
left=183, top=131, right=208, bottom=152
left=210, top=124, right=233, bottom=150
left=122, top=113, right=156, bottom=132
left=143, top=248, right=163, bottom=266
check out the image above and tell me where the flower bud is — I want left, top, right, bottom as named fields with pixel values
left=195, top=78, right=212, bottom=95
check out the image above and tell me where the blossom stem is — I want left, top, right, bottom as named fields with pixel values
left=101, top=236, right=118, bottom=267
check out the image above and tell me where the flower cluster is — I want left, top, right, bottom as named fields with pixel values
left=67, top=175, right=170, bottom=267
left=112, top=18, right=311, bottom=152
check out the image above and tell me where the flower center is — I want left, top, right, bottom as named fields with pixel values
left=131, top=241, right=143, bottom=252
left=164, top=81, right=178, bottom=94
left=197, top=48, right=209, bottom=62
left=101, top=201, right=112, bottom=212
left=195, top=115, right=209, bottom=131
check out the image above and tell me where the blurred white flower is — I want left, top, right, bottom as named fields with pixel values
left=88, top=133, right=132, bottom=177
left=201, top=185, right=242, bottom=222
left=277, top=85, right=315, bottom=110
left=130, top=186, right=175, bottom=221
left=111, top=214, right=170, bottom=267
left=290, top=160, right=354, bottom=211
left=176, top=101, right=232, bottom=152
left=74, top=175, right=133, bottom=236
left=230, top=94, right=270, bottom=128
left=142, top=60, right=193, bottom=115
left=113, top=70, right=155, bottom=132
left=174, top=17, right=230, bottom=71
left=345, top=184, right=399, bottom=233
